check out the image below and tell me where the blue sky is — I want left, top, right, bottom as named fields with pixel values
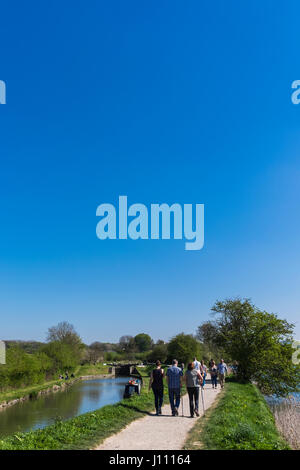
left=0, top=1, right=300, bottom=343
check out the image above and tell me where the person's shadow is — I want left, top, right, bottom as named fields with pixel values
left=119, top=403, right=152, bottom=415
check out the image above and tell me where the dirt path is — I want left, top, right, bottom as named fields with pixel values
left=95, top=384, right=221, bottom=450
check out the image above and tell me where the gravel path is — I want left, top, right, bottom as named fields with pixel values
left=95, top=383, right=221, bottom=450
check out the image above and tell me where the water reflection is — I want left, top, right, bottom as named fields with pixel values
left=0, top=377, right=130, bottom=438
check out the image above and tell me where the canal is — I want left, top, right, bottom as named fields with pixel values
left=0, top=377, right=130, bottom=438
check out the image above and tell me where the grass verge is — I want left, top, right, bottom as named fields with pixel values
left=0, top=379, right=66, bottom=404
left=183, top=380, right=290, bottom=450
left=75, top=363, right=110, bottom=376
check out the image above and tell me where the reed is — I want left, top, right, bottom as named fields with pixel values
left=269, top=396, right=300, bottom=450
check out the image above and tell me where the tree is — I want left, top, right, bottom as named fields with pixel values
left=46, top=321, right=83, bottom=363
left=47, top=321, right=81, bottom=345
left=86, top=342, right=106, bottom=364
left=148, top=341, right=168, bottom=363
left=198, top=298, right=300, bottom=396
left=118, top=336, right=137, bottom=354
left=196, top=321, right=223, bottom=361
left=167, top=333, right=201, bottom=364
left=134, top=333, right=153, bottom=352
left=42, top=341, right=78, bottom=374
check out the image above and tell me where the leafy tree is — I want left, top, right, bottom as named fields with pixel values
left=198, top=298, right=300, bottom=396
left=167, top=333, right=201, bottom=364
left=104, top=351, right=122, bottom=362
left=46, top=321, right=83, bottom=363
left=148, top=341, right=168, bottom=363
left=41, top=341, right=78, bottom=374
left=0, top=346, right=53, bottom=390
left=196, top=322, right=223, bottom=361
left=134, top=333, right=153, bottom=352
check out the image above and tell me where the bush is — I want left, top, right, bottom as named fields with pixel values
left=167, top=333, right=201, bottom=364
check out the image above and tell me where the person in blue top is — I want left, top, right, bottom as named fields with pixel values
left=166, top=359, right=183, bottom=416
left=217, top=358, right=228, bottom=389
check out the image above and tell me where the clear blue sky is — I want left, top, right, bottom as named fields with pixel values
left=1, top=1, right=300, bottom=344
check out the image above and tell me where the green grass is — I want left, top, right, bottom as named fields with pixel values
left=0, top=376, right=171, bottom=450
left=184, top=379, right=290, bottom=450
left=76, top=363, right=110, bottom=376
left=0, top=365, right=188, bottom=450
left=0, top=379, right=66, bottom=404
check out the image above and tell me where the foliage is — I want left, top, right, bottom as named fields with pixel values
left=5, top=341, right=44, bottom=354
left=147, top=341, right=168, bottom=363
left=46, top=321, right=84, bottom=364
left=41, top=341, right=78, bottom=375
left=0, top=346, right=53, bottom=391
left=134, top=333, right=153, bottom=352
left=118, top=335, right=137, bottom=354
left=0, top=323, right=85, bottom=393
left=103, top=351, right=122, bottom=362
left=47, top=321, right=80, bottom=345
left=0, top=377, right=167, bottom=450
left=167, top=333, right=201, bottom=364
left=184, top=380, right=289, bottom=450
left=195, top=323, right=223, bottom=360
left=198, top=298, right=300, bottom=396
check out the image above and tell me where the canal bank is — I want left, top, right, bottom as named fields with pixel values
left=0, top=373, right=115, bottom=411
left=0, top=375, right=155, bottom=450
left=0, top=363, right=141, bottom=412
left=183, top=380, right=290, bottom=450
left=0, top=376, right=130, bottom=438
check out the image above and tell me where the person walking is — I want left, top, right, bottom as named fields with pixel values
left=166, top=359, right=183, bottom=416
left=217, top=358, right=228, bottom=389
left=193, top=356, right=200, bottom=371
left=184, top=362, right=202, bottom=417
left=200, top=360, right=207, bottom=389
left=149, top=360, right=165, bottom=415
left=209, top=360, right=218, bottom=389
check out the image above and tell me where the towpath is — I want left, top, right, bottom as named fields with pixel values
left=95, top=382, right=220, bottom=450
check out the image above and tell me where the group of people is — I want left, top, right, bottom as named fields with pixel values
left=58, top=371, right=75, bottom=380
left=149, top=358, right=228, bottom=418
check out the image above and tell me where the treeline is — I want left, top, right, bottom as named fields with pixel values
left=0, top=324, right=213, bottom=392
left=90, top=332, right=212, bottom=365
left=1, top=298, right=299, bottom=397
left=0, top=322, right=83, bottom=391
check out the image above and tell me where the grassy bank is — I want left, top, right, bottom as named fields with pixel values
left=0, top=373, right=171, bottom=450
left=75, top=363, right=110, bottom=376
left=184, top=380, right=290, bottom=450
left=0, top=378, right=67, bottom=404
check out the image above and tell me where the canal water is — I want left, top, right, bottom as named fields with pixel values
left=0, top=377, right=130, bottom=438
